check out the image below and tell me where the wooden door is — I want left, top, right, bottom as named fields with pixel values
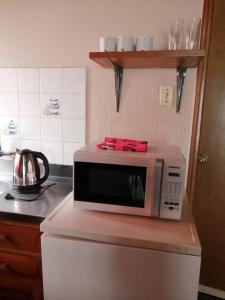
left=192, top=0, right=225, bottom=292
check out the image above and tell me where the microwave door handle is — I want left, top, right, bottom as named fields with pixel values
left=152, top=159, right=164, bottom=218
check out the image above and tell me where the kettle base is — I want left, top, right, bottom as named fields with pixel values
left=13, top=184, right=41, bottom=194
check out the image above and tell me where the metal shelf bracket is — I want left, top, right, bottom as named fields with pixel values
left=114, top=65, right=123, bottom=112
left=108, top=59, right=123, bottom=112
left=176, top=60, right=188, bottom=113
left=107, top=58, right=191, bottom=113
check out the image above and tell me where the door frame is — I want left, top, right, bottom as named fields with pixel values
left=187, top=0, right=214, bottom=205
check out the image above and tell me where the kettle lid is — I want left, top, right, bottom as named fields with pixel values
left=17, top=149, right=33, bottom=155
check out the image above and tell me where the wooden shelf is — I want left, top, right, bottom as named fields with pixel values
left=89, top=49, right=205, bottom=69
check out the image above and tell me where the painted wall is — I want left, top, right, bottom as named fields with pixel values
left=0, top=0, right=203, bottom=162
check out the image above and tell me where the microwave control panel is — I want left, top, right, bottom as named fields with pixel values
left=159, top=164, right=185, bottom=220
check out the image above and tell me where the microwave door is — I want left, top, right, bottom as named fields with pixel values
left=152, top=159, right=164, bottom=218
left=74, top=162, right=146, bottom=208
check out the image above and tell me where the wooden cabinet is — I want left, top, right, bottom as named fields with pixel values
left=0, top=215, right=43, bottom=300
left=0, top=223, right=41, bottom=253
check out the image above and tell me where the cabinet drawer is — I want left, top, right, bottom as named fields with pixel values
left=0, top=251, right=42, bottom=279
left=0, top=276, right=43, bottom=300
left=0, top=224, right=40, bottom=253
left=0, top=289, right=31, bottom=300
left=0, top=286, right=32, bottom=300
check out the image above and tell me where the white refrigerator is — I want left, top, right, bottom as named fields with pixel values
left=41, top=194, right=201, bottom=300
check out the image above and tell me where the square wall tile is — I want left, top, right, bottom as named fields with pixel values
left=40, top=68, right=62, bottom=93
left=0, top=117, right=19, bottom=138
left=63, top=142, right=84, bottom=165
left=0, top=68, right=18, bottom=92
left=63, top=94, right=85, bottom=119
left=18, top=68, right=40, bottom=93
left=20, top=139, right=41, bottom=151
left=20, top=117, right=40, bottom=140
left=40, top=93, right=62, bottom=117
left=1, top=138, right=20, bottom=153
left=10, top=139, right=21, bottom=150
left=63, top=119, right=85, bottom=143
left=41, top=141, right=63, bottom=164
left=0, top=94, right=19, bottom=116
left=41, top=118, right=62, bottom=142
left=19, top=93, right=40, bottom=117
left=62, top=68, right=86, bottom=94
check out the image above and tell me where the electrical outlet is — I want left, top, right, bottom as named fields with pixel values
left=160, top=85, right=173, bottom=106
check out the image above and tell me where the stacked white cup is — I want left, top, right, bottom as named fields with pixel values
left=99, top=36, right=153, bottom=52
left=136, top=36, right=153, bottom=51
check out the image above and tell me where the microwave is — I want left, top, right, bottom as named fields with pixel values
left=73, top=143, right=186, bottom=220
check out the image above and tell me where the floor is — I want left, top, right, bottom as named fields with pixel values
left=198, top=292, right=222, bottom=300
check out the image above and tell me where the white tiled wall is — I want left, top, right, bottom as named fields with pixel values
left=0, top=68, right=86, bottom=165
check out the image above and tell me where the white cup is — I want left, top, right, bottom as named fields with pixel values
left=117, top=36, right=135, bottom=51
left=100, top=37, right=117, bottom=52
left=1, top=130, right=16, bottom=153
left=136, top=36, right=153, bottom=51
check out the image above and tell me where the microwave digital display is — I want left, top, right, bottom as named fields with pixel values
left=74, top=162, right=146, bottom=208
left=168, top=172, right=180, bottom=177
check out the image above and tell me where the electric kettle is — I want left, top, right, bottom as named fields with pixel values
left=13, top=149, right=49, bottom=193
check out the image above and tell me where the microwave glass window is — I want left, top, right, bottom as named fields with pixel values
left=74, top=162, right=146, bottom=207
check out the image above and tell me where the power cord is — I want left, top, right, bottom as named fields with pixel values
left=4, top=183, right=56, bottom=201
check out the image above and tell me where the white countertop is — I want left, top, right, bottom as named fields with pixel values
left=40, top=193, right=201, bottom=256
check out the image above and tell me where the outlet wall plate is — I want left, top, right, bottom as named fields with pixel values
left=160, top=85, right=173, bottom=106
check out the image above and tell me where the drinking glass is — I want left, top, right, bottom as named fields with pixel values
left=184, top=18, right=201, bottom=49
left=168, top=18, right=184, bottom=50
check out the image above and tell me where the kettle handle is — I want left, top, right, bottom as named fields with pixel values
left=33, top=152, right=50, bottom=185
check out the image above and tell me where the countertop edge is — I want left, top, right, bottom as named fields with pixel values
left=40, top=193, right=201, bottom=257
